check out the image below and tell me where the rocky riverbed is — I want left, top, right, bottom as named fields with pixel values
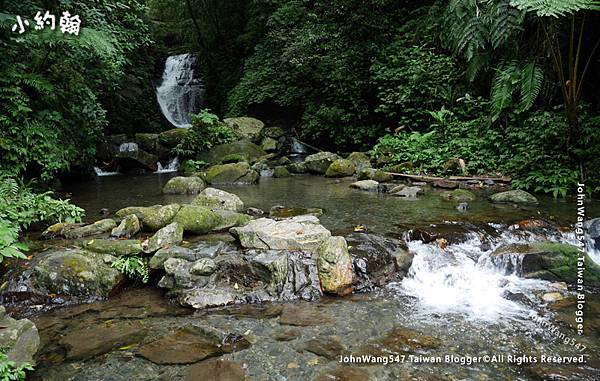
left=2, top=156, right=600, bottom=380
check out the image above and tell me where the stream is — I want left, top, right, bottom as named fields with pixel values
left=18, top=175, right=600, bottom=380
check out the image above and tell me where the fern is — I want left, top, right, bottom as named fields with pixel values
left=518, top=62, right=544, bottom=112
left=510, top=0, right=600, bottom=17
left=491, top=60, right=543, bottom=118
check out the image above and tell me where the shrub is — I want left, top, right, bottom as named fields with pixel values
left=173, top=110, right=236, bottom=157
left=0, top=348, right=33, bottom=381
left=112, top=255, right=149, bottom=283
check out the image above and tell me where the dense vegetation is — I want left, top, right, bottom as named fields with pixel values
left=0, top=0, right=599, bottom=202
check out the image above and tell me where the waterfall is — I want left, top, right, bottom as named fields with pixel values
left=155, top=157, right=180, bottom=173
left=93, top=167, right=119, bottom=177
left=155, top=53, right=204, bottom=128
left=289, top=138, right=307, bottom=154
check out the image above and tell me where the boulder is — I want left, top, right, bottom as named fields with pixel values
left=144, top=222, right=184, bottom=253
left=204, top=162, right=259, bottom=184
left=273, top=166, right=290, bottom=178
left=95, top=134, right=128, bottom=163
left=162, top=176, right=206, bottom=195
left=230, top=215, right=331, bottom=253
left=346, top=233, right=413, bottom=291
left=198, top=140, right=266, bottom=165
left=286, top=162, right=307, bottom=174
left=213, top=210, right=252, bottom=231
left=111, top=214, right=141, bottom=239
left=304, top=152, right=341, bottom=174
left=149, top=246, right=196, bottom=270
left=158, top=128, right=188, bottom=148
left=346, top=152, right=371, bottom=170
left=489, top=242, right=600, bottom=285
left=325, top=159, right=356, bottom=177
left=442, top=189, right=476, bottom=202
left=0, top=306, right=39, bottom=366
left=263, top=126, right=285, bottom=139
left=261, top=137, right=279, bottom=152
left=392, top=186, right=423, bottom=198
left=220, top=153, right=248, bottom=163
left=115, top=144, right=158, bottom=172
left=356, top=168, right=392, bottom=182
left=40, top=219, right=115, bottom=240
left=83, top=239, right=143, bottom=256
left=4, top=248, right=123, bottom=300
left=443, top=158, right=467, bottom=175
left=350, top=180, right=379, bottom=192
left=490, top=189, right=538, bottom=205
left=149, top=241, right=235, bottom=270
left=134, top=133, right=159, bottom=153
left=192, top=187, right=244, bottom=212
left=60, top=219, right=117, bottom=240
left=317, top=236, right=353, bottom=295
left=115, top=204, right=181, bottom=231
left=223, top=117, right=265, bottom=142
left=173, top=205, right=224, bottom=234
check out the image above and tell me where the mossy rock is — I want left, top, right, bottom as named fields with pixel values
left=346, top=152, right=371, bottom=170
left=287, top=162, right=306, bottom=174
left=31, top=248, right=124, bottom=299
left=63, top=219, right=117, bottom=239
left=111, top=214, right=141, bottom=239
left=304, top=152, right=341, bottom=174
left=192, top=187, right=244, bottom=212
left=261, top=137, right=279, bottom=152
left=115, top=204, right=181, bottom=231
left=325, top=159, right=356, bottom=177
left=158, top=128, right=188, bottom=148
left=83, top=239, right=143, bottom=256
left=442, top=189, right=476, bottom=202
left=135, top=133, right=159, bottom=153
left=162, top=176, right=206, bottom=195
left=262, top=126, right=285, bottom=139
left=491, top=242, right=600, bottom=285
left=273, top=166, right=290, bottom=178
left=371, top=170, right=393, bottom=183
left=490, top=190, right=538, bottom=205
left=221, top=153, right=249, bottom=163
left=173, top=205, right=224, bottom=234
left=145, top=222, right=184, bottom=253
left=213, top=210, right=252, bottom=231
left=223, top=117, right=265, bottom=142
left=204, top=162, right=259, bottom=184
left=198, top=139, right=266, bottom=165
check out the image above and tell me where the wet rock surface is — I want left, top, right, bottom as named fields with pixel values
left=0, top=306, right=40, bottom=366
left=161, top=176, right=206, bottom=195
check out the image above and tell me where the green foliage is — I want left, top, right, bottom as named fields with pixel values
left=227, top=0, right=408, bottom=149
left=0, top=1, right=154, bottom=179
left=372, top=35, right=461, bottom=129
left=0, top=220, right=28, bottom=264
left=0, top=348, right=33, bottom=381
left=173, top=110, right=236, bottom=157
left=183, top=160, right=208, bottom=174
left=372, top=104, right=593, bottom=196
left=0, top=177, right=84, bottom=229
left=510, top=0, right=600, bottom=17
left=491, top=60, right=543, bottom=119
left=112, top=255, right=149, bottom=283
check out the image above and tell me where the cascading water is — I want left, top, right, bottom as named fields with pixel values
left=155, top=53, right=204, bottom=128
left=391, top=226, right=571, bottom=321
left=155, top=157, right=180, bottom=173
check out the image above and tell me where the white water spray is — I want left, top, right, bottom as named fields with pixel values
left=155, top=54, right=204, bottom=128
left=155, top=157, right=180, bottom=173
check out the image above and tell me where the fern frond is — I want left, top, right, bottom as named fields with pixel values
left=510, top=0, right=600, bottom=17
left=517, top=62, right=543, bottom=112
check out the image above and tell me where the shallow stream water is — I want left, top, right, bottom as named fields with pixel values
left=23, top=174, right=600, bottom=380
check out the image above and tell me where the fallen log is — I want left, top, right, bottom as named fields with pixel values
left=385, top=172, right=511, bottom=183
